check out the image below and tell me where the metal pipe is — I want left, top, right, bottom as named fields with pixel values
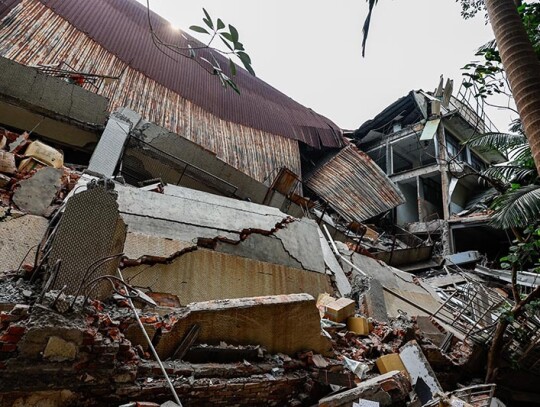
left=117, top=269, right=182, bottom=407
left=323, top=225, right=368, bottom=277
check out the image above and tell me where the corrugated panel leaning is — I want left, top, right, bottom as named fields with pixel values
left=306, top=145, right=405, bottom=223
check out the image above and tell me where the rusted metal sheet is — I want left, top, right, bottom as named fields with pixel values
left=0, top=0, right=343, bottom=152
left=306, top=145, right=405, bottom=223
left=0, top=0, right=304, bottom=182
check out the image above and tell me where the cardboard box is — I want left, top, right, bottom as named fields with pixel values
left=324, top=298, right=355, bottom=322
left=347, top=316, right=370, bottom=335
left=375, top=354, right=409, bottom=380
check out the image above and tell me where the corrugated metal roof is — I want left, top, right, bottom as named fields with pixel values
left=0, top=0, right=343, bottom=149
left=306, top=145, right=405, bottom=223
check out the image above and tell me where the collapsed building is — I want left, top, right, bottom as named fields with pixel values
left=0, top=1, right=538, bottom=406
left=352, top=85, right=510, bottom=264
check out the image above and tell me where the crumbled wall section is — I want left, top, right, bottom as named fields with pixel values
left=122, top=249, right=333, bottom=304
left=0, top=214, right=48, bottom=272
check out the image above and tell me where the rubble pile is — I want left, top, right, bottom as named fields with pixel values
left=0, top=127, right=80, bottom=220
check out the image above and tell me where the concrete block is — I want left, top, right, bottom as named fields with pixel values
left=0, top=151, right=16, bottom=174
left=155, top=293, right=332, bottom=358
left=325, top=298, right=355, bottom=323
left=318, top=371, right=411, bottom=407
left=347, top=317, right=370, bottom=335
left=43, top=336, right=77, bottom=362
left=375, top=354, right=407, bottom=378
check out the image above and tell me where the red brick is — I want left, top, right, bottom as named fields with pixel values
left=1, top=343, right=17, bottom=352
left=0, top=334, right=21, bottom=344
left=6, top=325, right=25, bottom=336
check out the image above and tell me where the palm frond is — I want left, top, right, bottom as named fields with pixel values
left=466, top=132, right=527, bottom=155
left=511, top=144, right=534, bottom=164
left=490, top=184, right=540, bottom=229
left=477, top=39, right=497, bottom=53
left=362, top=0, right=378, bottom=57
left=482, top=164, right=536, bottom=183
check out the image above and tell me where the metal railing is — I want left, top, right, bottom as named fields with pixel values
left=120, top=136, right=238, bottom=197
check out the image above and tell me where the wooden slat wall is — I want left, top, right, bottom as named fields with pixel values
left=0, top=0, right=301, bottom=182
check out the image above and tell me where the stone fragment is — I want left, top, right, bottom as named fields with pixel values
left=0, top=173, right=10, bottom=188
left=12, top=167, right=63, bottom=215
left=0, top=151, right=16, bottom=174
left=43, top=336, right=77, bottom=362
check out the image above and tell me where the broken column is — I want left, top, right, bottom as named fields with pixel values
left=47, top=181, right=126, bottom=299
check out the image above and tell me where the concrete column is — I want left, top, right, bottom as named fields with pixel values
left=437, top=124, right=452, bottom=255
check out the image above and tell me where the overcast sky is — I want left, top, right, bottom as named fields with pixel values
left=140, top=1, right=516, bottom=132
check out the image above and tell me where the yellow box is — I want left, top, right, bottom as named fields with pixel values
left=347, top=316, right=370, bottom=335
left=375, top=353, right=408, bottom=378
left=324, top=297, right=355, bottom=323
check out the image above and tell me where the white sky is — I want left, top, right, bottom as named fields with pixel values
left=140, top=0, right=516, bottom=132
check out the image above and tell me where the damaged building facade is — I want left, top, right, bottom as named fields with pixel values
left=0, top=0, right=538, bottom=407
left=352, top=86, right=509, bottom=260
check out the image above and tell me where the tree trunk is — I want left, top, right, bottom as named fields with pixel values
left=485, top=0, right=540, bottom=176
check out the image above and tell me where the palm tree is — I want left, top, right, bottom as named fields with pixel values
left=465, top=129, right=540, bottom=229
left=362, top=0, right=540, bottom=177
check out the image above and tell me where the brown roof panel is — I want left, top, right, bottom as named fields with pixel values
left=0, top=0, right=343, bottom=149
left=306, top=145, right=405, bottom=223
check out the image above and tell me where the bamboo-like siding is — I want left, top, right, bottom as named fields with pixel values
left=306, top=145, right=405, bottom=223
left=0, top=0, right=301, bottom=182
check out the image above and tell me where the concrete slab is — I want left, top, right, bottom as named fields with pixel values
left=155, top=293, right=332, bottom=357
left=318, top=371, right=411, bottom=407
left=122, top=249, right=333, bottom=304
left=399, top=340, right=443, bottom=398
left=69, top=176, right=327, bottom=274
left=88, top=114, right=130, bottom=177
left=12, top=167, right=62, bottom=216
left=338, top=249, right=441, bottom=319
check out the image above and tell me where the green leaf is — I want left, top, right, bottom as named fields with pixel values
left=203, top=18, right=213, bottom=30
left=221, top=32, right=234, bottom=42
left=220, top=36, right=234, bottom=51
left=226, top=79, right=240, bottom=94
left=237, top=51, right=251, bottom=64
left=229, top=24, right=239, bottom=42
left=202, top=8, right=213, bottom=29
left=229, top=58, right=237, bottom=76
left=190, top=25, right=210, bottom=35
left=217, top=18, right=225, bottom=30
left=237, top=52, right=255, bottom=76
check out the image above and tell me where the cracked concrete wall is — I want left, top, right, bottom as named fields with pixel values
left=122, top=249, right=333, bottom=304
left=70, top=176, right=326, bottom=274
left=213, top=218, right=326, bottom=273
